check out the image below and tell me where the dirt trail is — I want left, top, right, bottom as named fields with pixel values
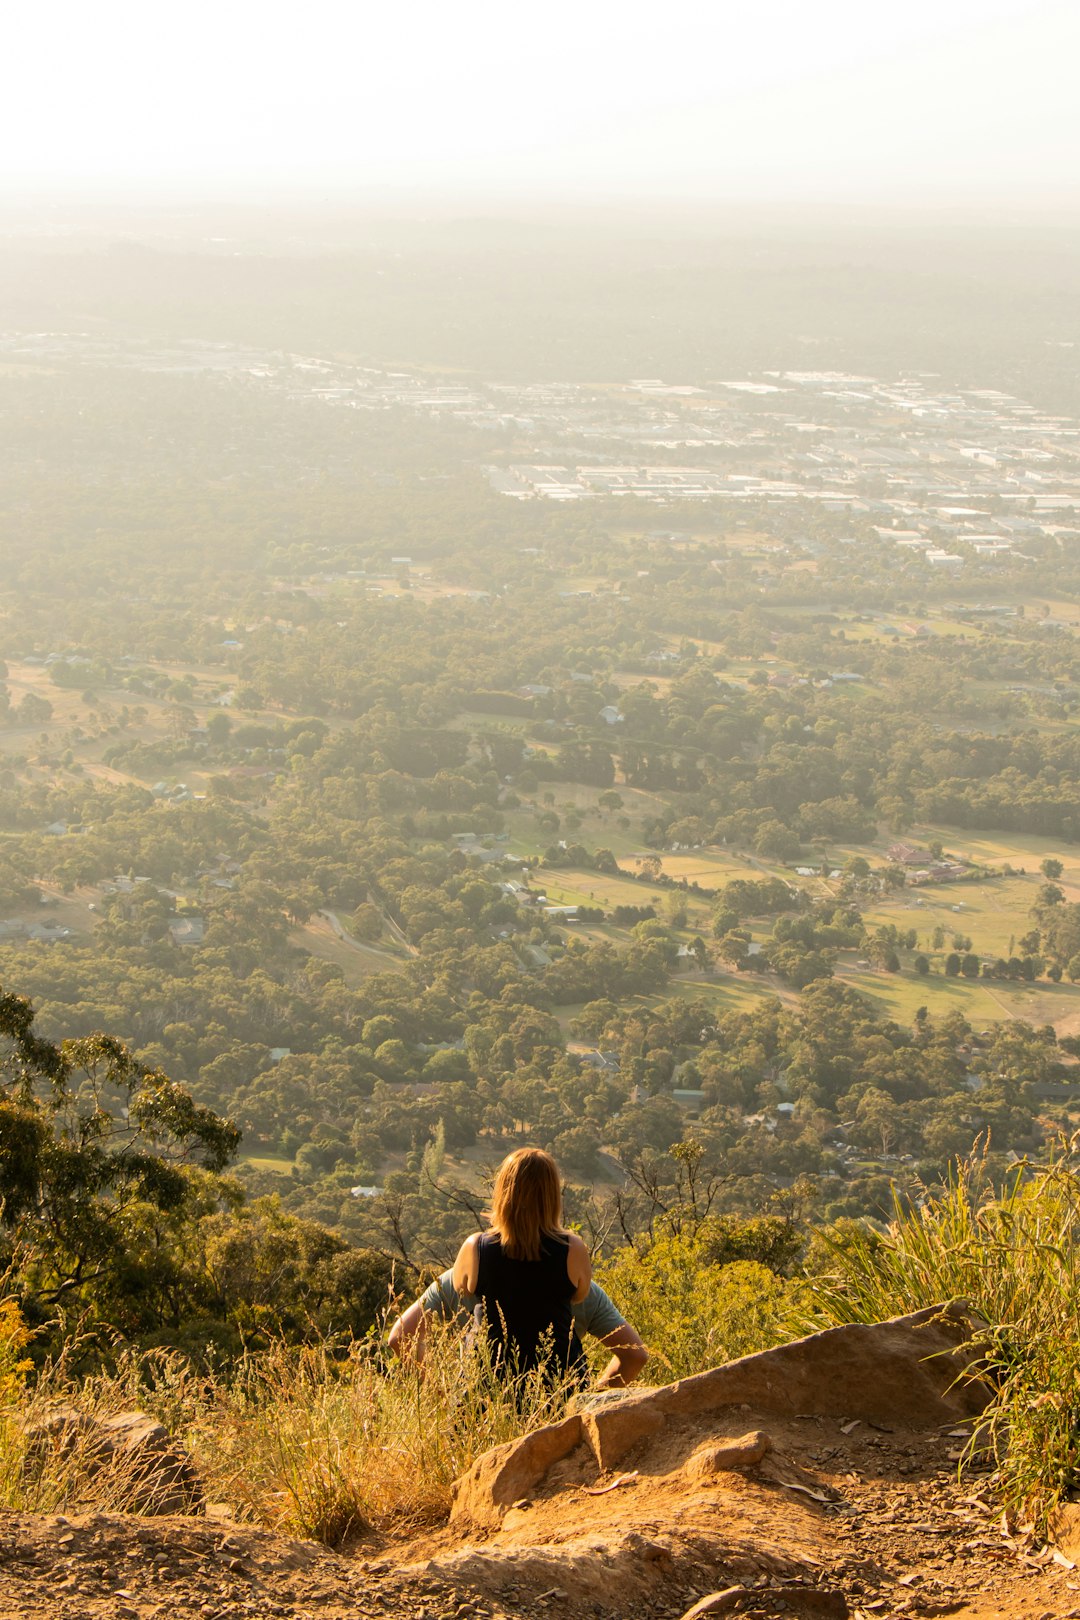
left=2, top=1417, right=1077, bottom=1620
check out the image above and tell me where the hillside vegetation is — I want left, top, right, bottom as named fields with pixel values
left=5, top=978, right=1080, bottom=1545
left=3, top=214, right=1080, bottom=1589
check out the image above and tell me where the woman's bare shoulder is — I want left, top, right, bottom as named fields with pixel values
left=452, top=1231, right=482, bottom=1291
left=565, top=1229, right=592, bottom=1301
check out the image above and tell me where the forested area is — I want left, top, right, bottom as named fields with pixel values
left=2, top=211, right=1080, bottom=1359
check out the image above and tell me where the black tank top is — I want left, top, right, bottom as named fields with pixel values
left=475, top=1231, right=586, bottom=1381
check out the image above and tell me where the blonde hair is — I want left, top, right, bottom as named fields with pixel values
left=488, top=1148, right=566, bottom=1262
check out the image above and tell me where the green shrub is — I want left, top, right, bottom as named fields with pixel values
left=596, top=1232, right=798, bottom=1383
left=800, top=1144, right=1080, bottom=1532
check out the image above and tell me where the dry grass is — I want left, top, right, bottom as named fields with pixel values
left=189, top=1330, right=578, bottom=1541
left=0, top=1318, right=580, bottom=1545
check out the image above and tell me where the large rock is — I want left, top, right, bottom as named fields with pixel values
left=452, top=1303, right=987, bottom=1522
left=22, top=1407, right=202, bottom=1515
left=450, top=1412, right=582, bottom=1529
left=581, top=1396, right=665, bottom=1473
left=1050, top=1501, right=1080, bottom=1561
left=583, top=1302, right=986, bottom=1472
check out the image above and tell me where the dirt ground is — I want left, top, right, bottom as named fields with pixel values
left=2, top=1415, right=1078, bottom=1620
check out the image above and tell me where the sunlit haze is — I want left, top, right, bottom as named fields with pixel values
left=6, top=0, right=1080, bottom=205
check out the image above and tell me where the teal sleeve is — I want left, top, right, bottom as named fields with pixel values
left=572, top=1283, right=627, bottom=1340
left=420, top=1271, right=459, bottom=1318
left=420, top=1270, right=475, bottom=1327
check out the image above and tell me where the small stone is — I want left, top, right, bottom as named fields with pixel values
left=681, top=1596, right=751, bottom=1620
left=684, top=1430, right=773, bottom=1479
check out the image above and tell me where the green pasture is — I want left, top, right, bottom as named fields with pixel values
left=641, top=848, right=765, bottom=888
left=661, top=973, right=786, bottom=1016
left=926, top=616, right=984, bottom=639
left=534, top=855, right=764, bottom=931
left=537, top=868, right=682, bottom=914
left=826, top=823, right=1080, bottom=891
left=834, top=963, right=1014, bottom=1025
left=451, top=710, right=535, bottom=736
left=290, top=921, right=407, bottom=986
left=834, top=962, right=1080, bottom=1030
left=839, top=621, right=897, bottom=643
left=502, top=784, right=672, bottom=862
left=859, top=872, right=1044, bottom=962
left=552, top=971, right=784, bottom=1035
left=917, top=825, right=1080, bottom=894
left=610, top=670, right=678, bottom=695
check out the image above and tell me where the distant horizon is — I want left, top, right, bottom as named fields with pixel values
left=2, top=184, right=1079, bottom=231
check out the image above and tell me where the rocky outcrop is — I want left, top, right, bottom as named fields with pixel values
left=449, top=1411, right=583, bottom=1526
left=21, top=1407, right=202, bottom=1514
left=451, top=1303, right=985, bottom=1528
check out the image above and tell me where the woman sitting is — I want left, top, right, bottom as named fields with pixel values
left=452, top=1147, right=590, bottom=1384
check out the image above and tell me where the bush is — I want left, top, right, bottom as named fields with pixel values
left=595, top=1231, right=798, bottom=1383
left=191, top=1331, right=578, bottom=1540
left=799, top=1146, right=1080, bottom=1533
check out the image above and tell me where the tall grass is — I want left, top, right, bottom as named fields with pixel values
left=0, top=1315, right=581, bottom=1543
left=0, top=1325, right=199, bottom=1516
left=801, top=1142, right=1080, bottom=1532
left=190, top=1326, right=582, bottom=1542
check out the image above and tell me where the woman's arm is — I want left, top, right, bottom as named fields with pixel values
left=566, top=1231, right=592, bottom=1304
left=452, top=1232, right=481, bottom=1295
left=388, top=1299, right=429, bottom=1365
left=594, top=1324, right=649, bottom=1388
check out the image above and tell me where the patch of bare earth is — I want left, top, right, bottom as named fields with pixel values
left=385, top=1408, right=1080, bottom=1620
left=2, top=1426, right=1077, bottom=1620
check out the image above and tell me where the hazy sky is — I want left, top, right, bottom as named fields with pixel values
left=7, top=0, right=1080, bottom=205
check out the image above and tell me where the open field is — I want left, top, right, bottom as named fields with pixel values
left=289, top=916, right=407, bottom=985
left=503, top=784, right=671, bottom=860
left=535, top=859, right=759, bottom=930
left=537, top=869, right=663, bottom=909
left=661, top=971, right=789, bottom=1015
left=917, top=825, right=1080, bottom=887
left=10, top=640, right=1080, bottom=1045
left=241, top=1153, right=295, bottom=1174
left=822, top=824, right=1080, bottom=886
left=0, top=657, right=287, bottom=795
left=551, top=969, right=784, bottom=1036
left=535, top=871, right=721, bottom=935
left=859, top=872, right=1045, bottom=962
left=640, top=849, right=767, bottom=888
left=451, top=710, right=535, bottom=736
left=531, top=823, right=1080, bottom=1034
left=834, top=961, right=1080, bottom=1029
